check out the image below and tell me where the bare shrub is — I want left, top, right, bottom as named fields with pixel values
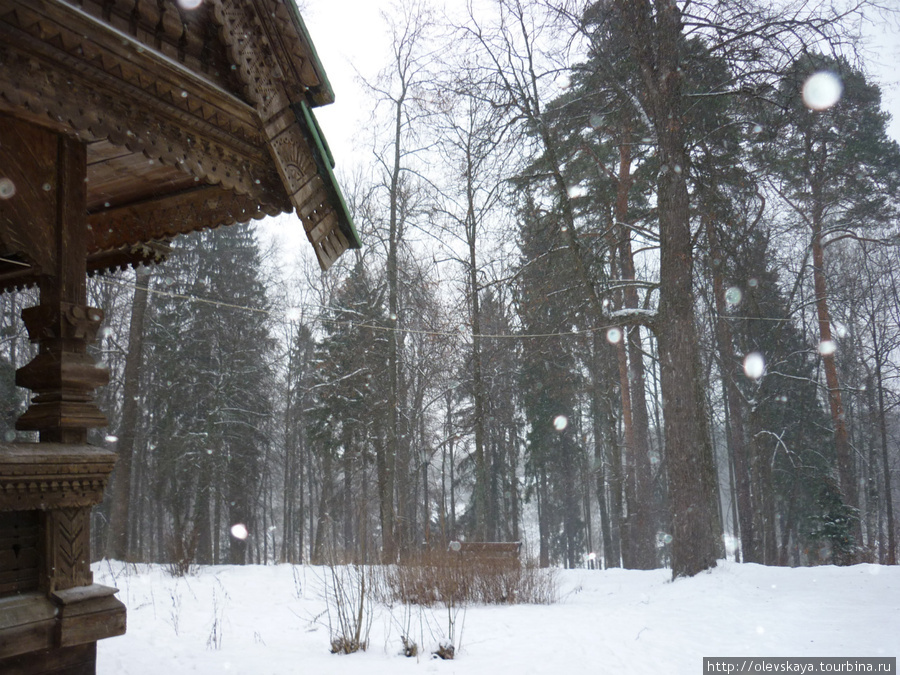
left=165, top=527, right=199, bottom=578
left=167, top=587, right=182, bottom=636
left=434, top=642, right=455, bottom=660
left=323, top=562, right=377, bottom=654
left=206, top=585, right=227, bottom=650
left=381, top=549, right=556, bottom=659
left=382, top=550, right=557, bottom=606
left=401, top=635, right=418, bottom=658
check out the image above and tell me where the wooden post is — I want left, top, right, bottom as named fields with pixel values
left=14, top=132, right=109, bottom=445
left=0, top=118, right=123, bottom=674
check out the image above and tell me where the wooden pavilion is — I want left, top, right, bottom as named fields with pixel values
left=0, top=0, right=359, bottom=671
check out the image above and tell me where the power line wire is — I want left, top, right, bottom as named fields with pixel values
left=96, top=276, right=801, bottom=343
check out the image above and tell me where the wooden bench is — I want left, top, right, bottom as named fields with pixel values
left=448, top=541, right=522, bottom=564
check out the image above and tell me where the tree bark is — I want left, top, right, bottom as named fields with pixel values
left=592, top=332, right=621, bottom=567
left=611, top=133, right=656, bottom=569
left=811, top=219, right=860, bottom=549
left=871, top=325, right=896, bottom=564
left=468, top=197, right=490, bottom=541
left=616, top=0, right=721, bottom=577
left=107, top=267, right=151, bottom=560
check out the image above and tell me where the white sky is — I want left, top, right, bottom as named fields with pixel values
left=301, top=0, right=392, bottom=169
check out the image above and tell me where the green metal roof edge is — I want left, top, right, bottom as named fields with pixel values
left=284, top=1, right=335, bottom=107
left=304, top=98, right=335, bottom=170
left=298, top=101, right=361, bottom=250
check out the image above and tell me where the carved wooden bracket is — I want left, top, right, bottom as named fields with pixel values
left=20, top=303, right=104, bottom=344
left=210, top=0, right=358, bottom=269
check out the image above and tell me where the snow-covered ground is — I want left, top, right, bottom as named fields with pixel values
left=94, top=560, right=899, bottom=674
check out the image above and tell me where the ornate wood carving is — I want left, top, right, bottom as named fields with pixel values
left=16, top=303, right=110, bottom=439
left=210, top=0, right=357, bottom=269
left=0, top=121, right=108, bottom=442
left=211, top=0, right=288, bottom=121
left=73, top=0, right=243, bottom=93
left=86, top=184, right=287, bottom=254
left=266, top=0, right=331, bottom=105
left=42, top=508, right=92, bottom=592
left=0, top=443, right=117, bottom=511
left=1, top=0, right=358, bottom=275
left=0, top=4, right=285, bottom=204
left=85, top=243, right=170, bottom=280
left=0, top=2, right=357, bottom=671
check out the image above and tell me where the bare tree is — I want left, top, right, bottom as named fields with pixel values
left=362, top=0, right=437, bottom=560
left=430, top=73, right=515, bottom=540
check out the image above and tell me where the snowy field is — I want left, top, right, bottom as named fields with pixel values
left=94, top=560, right=899, bottom=674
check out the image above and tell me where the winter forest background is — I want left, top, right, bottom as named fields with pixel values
left=3, top=0, right=899, bottom=578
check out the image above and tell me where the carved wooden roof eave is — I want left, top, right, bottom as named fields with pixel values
left=272, top=0, right=335, bottom=108
left=210, top=0, right=361, bottom=269
left=0, top=3, right=286, bottom=200
left=0, top=183, right=286, bottom=294
left=0, top=0, right=360, bottom=274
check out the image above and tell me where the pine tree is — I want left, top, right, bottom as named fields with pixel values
left=516, top=199, right=586, bottom=567
left=141, top=223, right=275, bottom=565
left=307, top=256, right=390, bottom=562
left=759, top=53, right=900, bottom=553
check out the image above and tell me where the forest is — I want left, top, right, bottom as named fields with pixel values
left=1, top=0, right=897, bottom=578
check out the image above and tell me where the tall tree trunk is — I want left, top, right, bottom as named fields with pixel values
left=508, top=424, right=521, bottom=542
left=467, top=190, right=490, bottom=541
left=616, top=338, right=637, bottom=569
left=561, top=435, right=579, bottom=569
left=592, top=404, right=615, bottom=568
left=592, top=333, right=621, bottom=567
left=617, top=0, right=721, bottom=577
left=383, top=92, right=404, bottom=563
left=343, top=436, right=354, bottom=556
left=449, top=428, right=457, bottom=542
left=811, top=219, right=860, bottom=549
left=298, top=427, right=305, bottom=564
left=107, top=267, right=151, bottom=560
left=611, top=133, right=656, bottom=569
left=423, top=427, right=430, bottom=547
left=282, top=345, right=296, bottom=563
left=538, top=465, right=550, bottom=568
left=313, top=450, right=333, bottom=564
left=194, top=471, right=212, bottom=565
left=872, top=327, right=896, bottom=564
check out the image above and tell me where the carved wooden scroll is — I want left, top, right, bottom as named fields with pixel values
left=211, top=0, right=360, bottom=269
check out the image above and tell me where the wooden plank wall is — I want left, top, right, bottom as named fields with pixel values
left=0, top=511, right=39, bottom=597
